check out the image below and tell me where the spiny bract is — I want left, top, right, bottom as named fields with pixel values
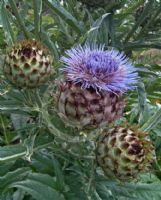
left=96, top=126, right=155, bottom=181
left=58, top=45, right=138, bottom=129
left=58, top=81, right=124, bottom=128
left=4, top=40, right=51, bottom=88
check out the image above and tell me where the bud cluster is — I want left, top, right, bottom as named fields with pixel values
left=3, top=40, right=155, bottom=181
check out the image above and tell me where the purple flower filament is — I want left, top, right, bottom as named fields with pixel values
left=61, top=45, right=138, bottom=94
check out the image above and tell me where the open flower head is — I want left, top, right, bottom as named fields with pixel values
left=61, top=45, right=138, bottom=94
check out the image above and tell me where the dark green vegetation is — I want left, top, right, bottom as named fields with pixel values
left=0, top=0, right=161, bottom=199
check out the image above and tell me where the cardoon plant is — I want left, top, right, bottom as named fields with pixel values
left=0, top=0, right=161, bottom=200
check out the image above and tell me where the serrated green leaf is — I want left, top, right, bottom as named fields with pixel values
left=137, top=82, right=150, bottom=125
left=86, top=13, right=110, bottom=45
left=124, top=0, right=155, bottom=43
left=0, top=162, right=15, bottom=176
left=27, top=173, right=57, bottom=189
left=141, top=106, right=161, bottom=132
left=10, top=179, right=65, bottom=200
left=0, top=144, right=26, bottom=162
left=96, top=175, right=161, bottom=200
left=0, top=195, right=13, bottom=200
left=43, top=0, right=82, bottom=34
left=0, top=168, right=30, bottom=192
left=8, top=0, right=30, bottom=39
left=0, top=2, right=14, bottom=45
left=52, top=156, right=65, bottom=191
left=33, top=0, right=42, bottom=38
left=13, top=189, right=26, bottom=200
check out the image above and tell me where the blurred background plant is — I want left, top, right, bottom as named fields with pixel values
left=0, top=0, right=161, bottom=200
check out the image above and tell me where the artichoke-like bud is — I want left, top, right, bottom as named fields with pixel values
left=57, top=45, right=138, bottom=129
left=58, top=81, right=124, bottom=128
left=96, top=126, right=155, bottom=180
left=4, top=40, right=52, bottom=88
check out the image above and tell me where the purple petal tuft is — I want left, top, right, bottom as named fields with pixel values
left=61, top=45, right=138, bottom=93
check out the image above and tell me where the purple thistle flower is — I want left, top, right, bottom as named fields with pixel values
left=61, top=45, right=138, bottom=94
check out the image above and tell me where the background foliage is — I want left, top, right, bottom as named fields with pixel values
left=1, top=0, right=161, bottom=199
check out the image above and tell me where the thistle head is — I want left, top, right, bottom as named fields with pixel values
left=61, top=45, right=138, bottom=94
